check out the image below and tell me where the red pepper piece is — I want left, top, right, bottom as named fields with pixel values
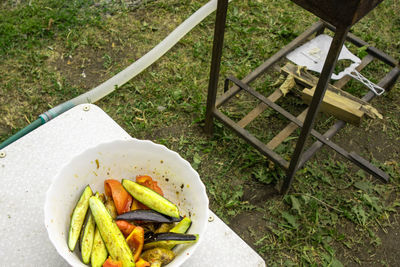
left=135, top=258, right=150, bottom=267
left=116, top=220, right=136, bottom=237
left=104, top=179, right=133, bottom=215
left=102, top=256, right=122, bottom=267
left=126, top=226, right=145, bottom=262
left=136, top=175, right=164, bottom=196
left=131, top=199, right=150, bottom=211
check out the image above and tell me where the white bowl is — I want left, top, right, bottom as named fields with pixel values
left=44, top=139, right=209, bottom=267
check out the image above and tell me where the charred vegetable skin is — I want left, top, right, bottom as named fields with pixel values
left=122, top=179, right=180, bottom=218
left=89, top=196, right=135, bottom=267
left=68, top=185, right=93, bottom=251
left=116, top=210, right=182, bottom=223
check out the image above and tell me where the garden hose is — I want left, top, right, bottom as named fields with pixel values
left=0, top=0, right=223, bottom=150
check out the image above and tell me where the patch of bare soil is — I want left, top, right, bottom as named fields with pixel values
left=373, top=216, right=400, bottom=266
left=334, top=212, right=400, bottom=266
left=48, top=44, right=137, bottom=91
left=228, top=182, right=280, bottom=251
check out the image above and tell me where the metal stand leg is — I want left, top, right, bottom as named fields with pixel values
left=205, top=0, right=229, bottom=135
left=281, top=26, right=351, bottom=194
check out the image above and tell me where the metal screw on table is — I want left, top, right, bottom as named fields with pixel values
left=0, top=151, right=6, bottom=158
left=83, top=105, right=90, bottom=111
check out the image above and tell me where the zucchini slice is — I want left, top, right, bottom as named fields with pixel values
left=80, top=210, right=96, bottom=264
left=170, top=217, right=192, bottom=234
left=143, top=233, right=198, bottom=251
left=91, top=226, right=108, bottom=267
left=122, top=179, right=180, bottom=218
left=89, top=196, right=135, bottom=267
left=167, top=216, right=192, bottom=250
left=68, top=185, right=93, bottom=251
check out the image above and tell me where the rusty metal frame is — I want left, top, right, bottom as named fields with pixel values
left=205, top=0, right=400, bottom=194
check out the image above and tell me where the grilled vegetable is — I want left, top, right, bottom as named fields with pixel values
left=136, top=175, right=164, bottom=196
left=131, top=176, right=164, bottom=211
left=80, top=210, right=95, bottom=264
left=141, top=248, right=175, bottom=267
left=68, top=185, right=93, bottom=251
left=131, top=199, right=148, bottom=211
left=155, top=223, right=172, bottom=234
left=105, top=179, right=133, bottom=215
left=90, top=192, right=108, bottom=267
left=89, top=196, right=135, bottom=267
left=103, top=256, right=123, bottom=267
left=116, top=220, right=136, bottom=237
left=98, top=193, right=106, bottom=203
left=90, top=226, right=108, bottom=267
left=126, top=226, right=145, bottom=261
left=169, top=217, right=192, bottom=234
left=135, top=258, right=150, bottom=267
left=105, top=197, right=118, bottom=219
left=166, top=217, right=192, bottom=250
left=116, top=210, right=182, bottom=223
left=143, top=233, right=198, bottom=251
left=122, top=179, right=180, bottom=218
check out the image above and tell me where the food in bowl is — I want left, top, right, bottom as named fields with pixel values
left=68, top=175, right=198, bottom=267
left=45, top=139, right=208, bottom=267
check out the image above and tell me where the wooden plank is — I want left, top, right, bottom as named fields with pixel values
left=266, top=109, right=308, bottom=150
left=281, top=59, right=382, bottom=120
left=281, top=61, right=376, bottom=109
left=268, top=55, right=374, bottom=149
left=237, top=89, right=283, bottom=128
left=301, top=87, right=364, bottom=125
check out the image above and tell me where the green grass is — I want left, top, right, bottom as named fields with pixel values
left=1, top=0, right=399, bottom=266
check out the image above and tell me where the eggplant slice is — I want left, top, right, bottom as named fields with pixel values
left=143, top=232, right=198, bottom=251
left=116, top=209, right=182, bottom=223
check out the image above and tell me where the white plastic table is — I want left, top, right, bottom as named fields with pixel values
left=0, top=104, right=265, bottom=267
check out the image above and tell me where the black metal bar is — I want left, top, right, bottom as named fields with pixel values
left=226, top=76, right=389, bottom=182
left=226, top=76, right=305, bottom=128
left=315, top=24, right=326, bottom=36
left=212, top=109, right=290, bottom=169
left=349, top=152, right=389, bottom=181
left=223, top=78, right=230, bottom=93
left=215, top=21, right=325, bottom=108
left=204, top=0, right=229, bottom=135
left=298, top=67, right=400, bottom=168
left=324, top=22, right=399, bottom=67
left=281, top=26, right=351, bottom=194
